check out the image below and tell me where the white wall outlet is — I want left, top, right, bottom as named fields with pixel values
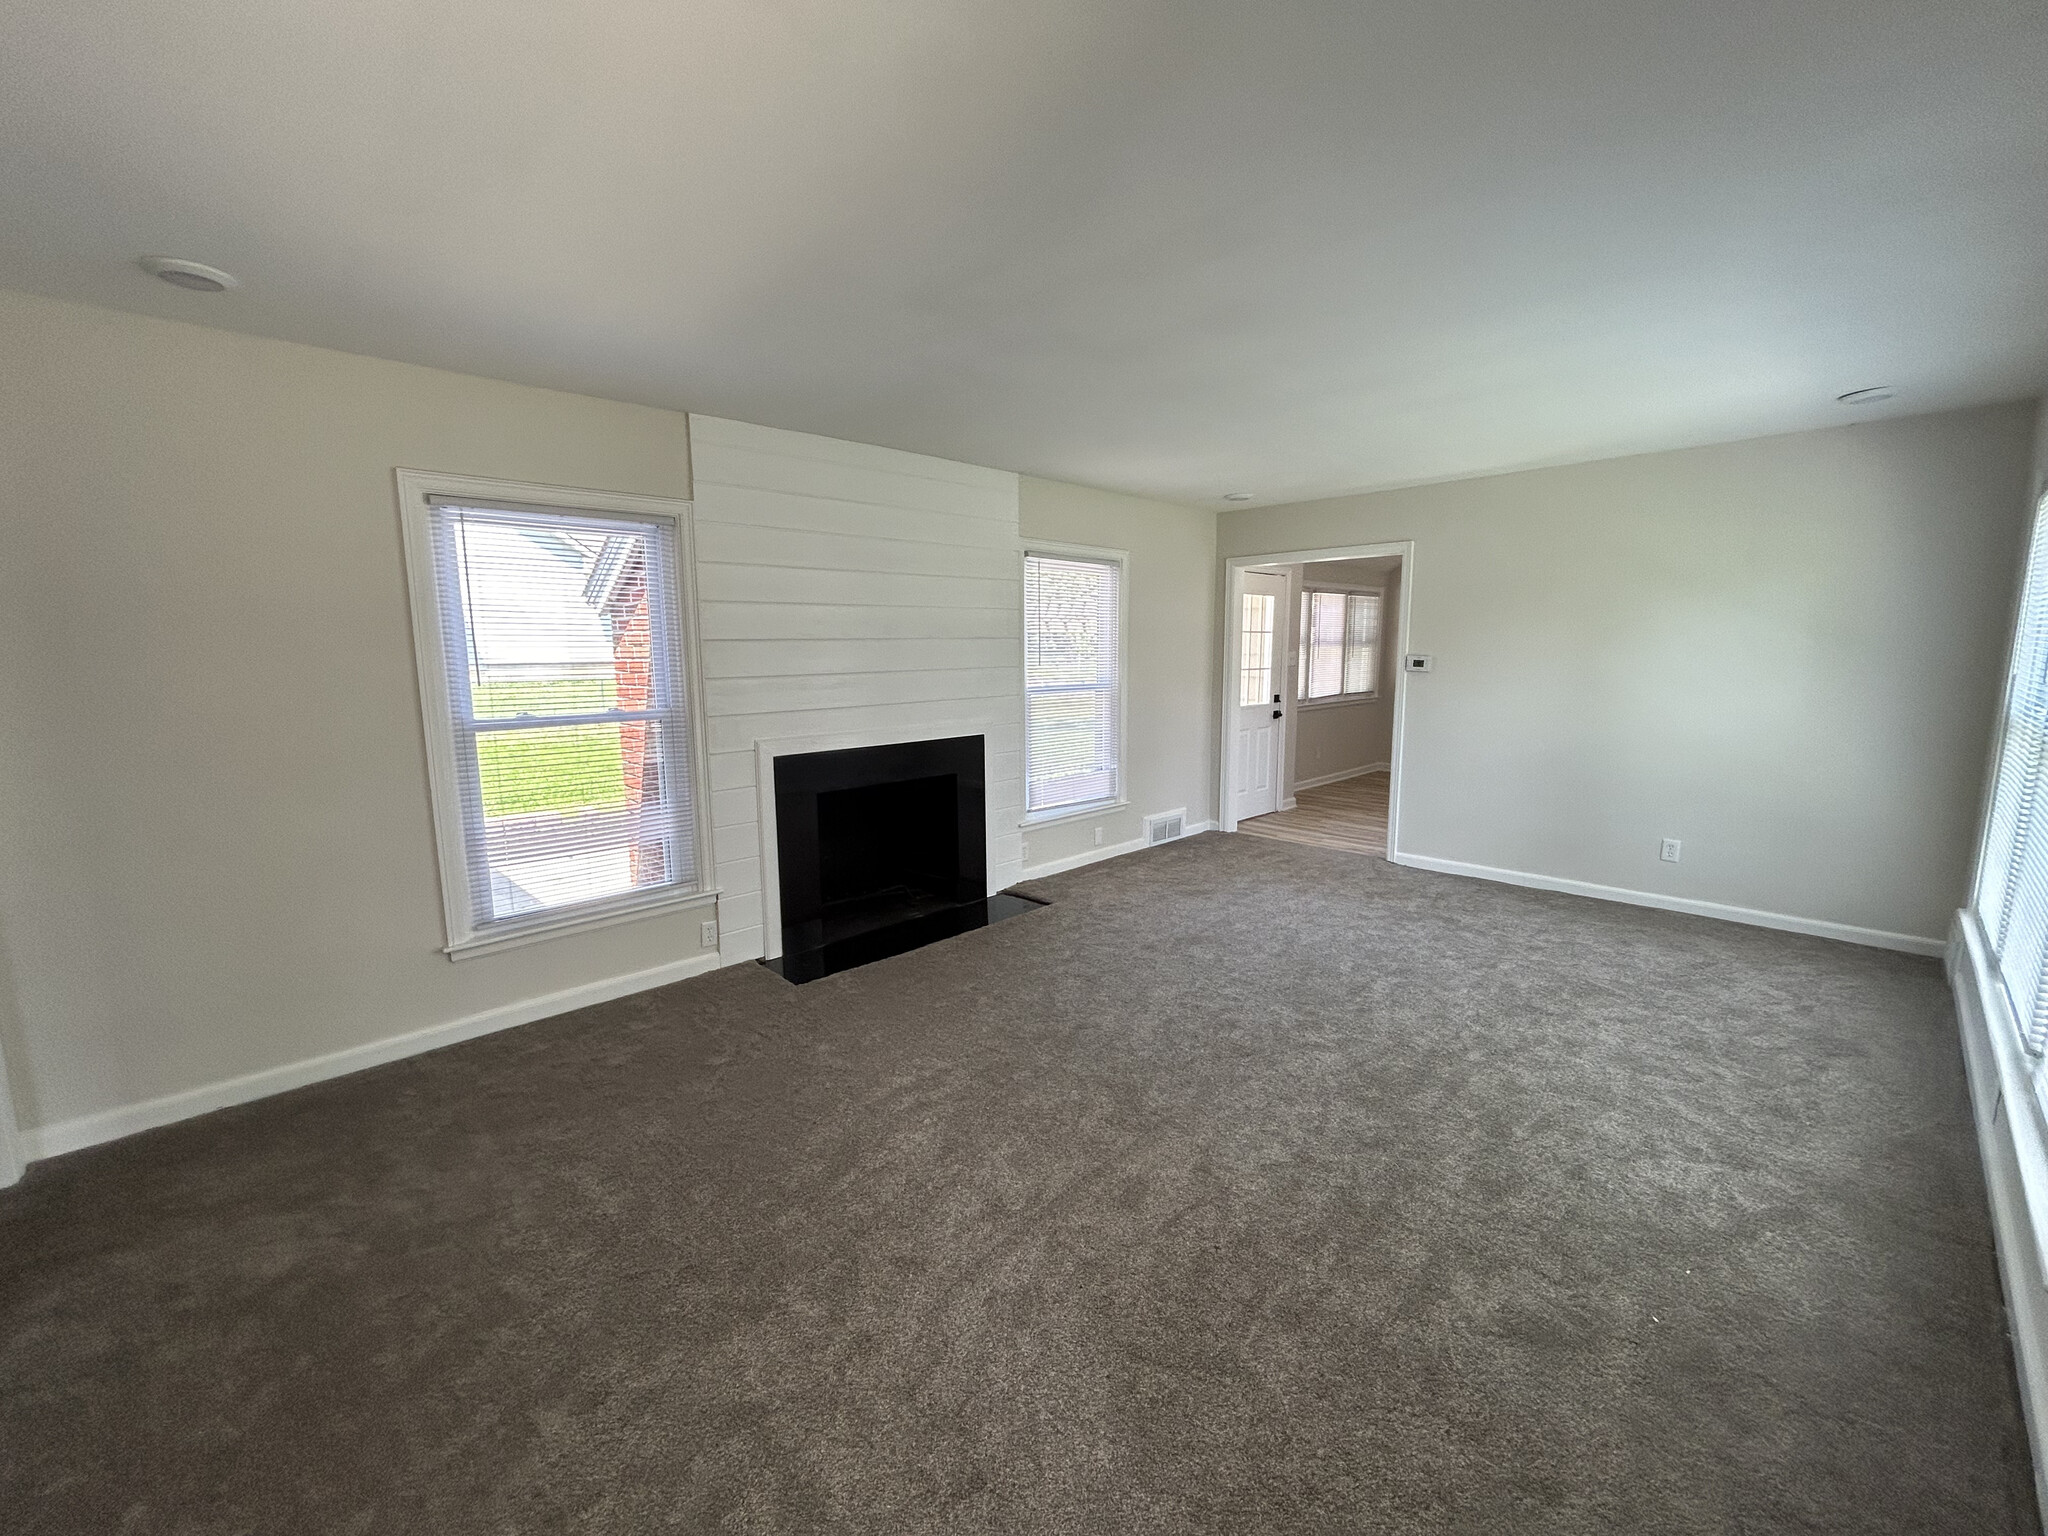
left=701, top=918, right=719, bottom=947
left=1660, top=838, right=1682, bottom=863
left=1093, top=825, right=1104, bottom=846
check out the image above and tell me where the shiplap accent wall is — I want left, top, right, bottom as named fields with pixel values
left=689, top=415, right=1026, bottom=961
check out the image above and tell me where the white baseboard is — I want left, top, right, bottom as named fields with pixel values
left=1291, top=761, right=1389, bottom=793
left=1019, top=834, right=1148, bottom=881
left=1018, top=820, right=1218, bottom=883
left=18, top=948, right=724, bottom=1165
left=0, top=1040, right=21, bottom=1189
left=1387, top=851, right=1945, bottom=956
left=1279, top=797, right=1298, bottom=812
left=1949, top=910, right=2048, bottom=1529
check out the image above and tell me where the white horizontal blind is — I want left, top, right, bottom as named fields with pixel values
left=428, top=500, right=698, bottom=931
left=1024, top=552, right=1121, bottom=812
left=1299, top=589, right=1382, bottom=700
left=1976, top=491, right=2048, bottom=1053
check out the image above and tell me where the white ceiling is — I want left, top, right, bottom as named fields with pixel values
left=2, top=0, right=2043, bottom=508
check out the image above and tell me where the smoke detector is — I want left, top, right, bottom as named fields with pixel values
left=139, top=257, right=239, bottom=293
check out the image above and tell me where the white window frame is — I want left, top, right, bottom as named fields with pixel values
left=1973, top=485, right=2048, bottom=1046
left=1020, top=540, right=1129, bottom=827
left=395, top=469, right=716, bottom=958
left=1296, top=584, right=1385, bottom=708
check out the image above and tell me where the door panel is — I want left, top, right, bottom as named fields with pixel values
left=1233, top=573, right=1288, bottom=820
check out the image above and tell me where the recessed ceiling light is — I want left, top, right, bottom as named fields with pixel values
left=1836, top=386, right=1897, bottom=405
left=138, top=256, right=239, bottom=293
left=1223, top=492, right=1254, bottom=502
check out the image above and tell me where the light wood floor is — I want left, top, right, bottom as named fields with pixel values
left=1237, top=769, right=1390, bottom=857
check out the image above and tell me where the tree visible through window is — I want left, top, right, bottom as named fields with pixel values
left=1298, top=589, right=1382, bottom=701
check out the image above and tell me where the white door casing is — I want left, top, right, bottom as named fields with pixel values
left=1218, top=541, right=1413, bottom=847
left=1233, top=571, right=1288, bottom=821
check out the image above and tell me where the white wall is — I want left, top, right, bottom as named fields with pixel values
left=1017, top=477, right=1219, bottom=870
left=691, top=416, right=1025, bottom=960
left=1221, top=403, right=2039, bottom=945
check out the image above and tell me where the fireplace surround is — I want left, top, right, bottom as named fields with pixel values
left=764, top=734, right=1042, bottom=982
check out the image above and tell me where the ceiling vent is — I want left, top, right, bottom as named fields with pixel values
left=1145, top=809, right=1187, bottom=845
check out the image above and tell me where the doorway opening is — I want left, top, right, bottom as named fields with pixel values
left=1219, top=542, right=1411, bottom=859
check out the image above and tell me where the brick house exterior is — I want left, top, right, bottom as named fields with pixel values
left=590, top=542, right=666, bottom=886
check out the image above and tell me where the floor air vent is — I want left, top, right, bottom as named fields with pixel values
left=1145, top=810, right=1186, bottom=845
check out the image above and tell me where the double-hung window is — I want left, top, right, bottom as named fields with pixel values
left=1973, top=488, right=2048, bottom=1051
left=1298, top=588, right=1382, bottom=702
left=1023, top=546, right=1125, bottom=817
left=397, top=471, right=709, bottom=955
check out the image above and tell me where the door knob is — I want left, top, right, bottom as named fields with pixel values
left=1272, top=709, right=1283, bottom=719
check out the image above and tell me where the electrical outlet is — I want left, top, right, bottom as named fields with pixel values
left=1660, top=838, right=1682, bottom=863
left=1093, top=825, right=1104, bottom=846
left=701, top=918, right=719, bottom=947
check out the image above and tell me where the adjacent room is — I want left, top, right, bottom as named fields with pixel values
left=1234, top=553, right=1404, bottom=859
left=3, top=3, right=2047, bottom=1534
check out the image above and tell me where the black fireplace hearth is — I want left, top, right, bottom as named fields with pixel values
left=764, top=734, right=1043, bottom=982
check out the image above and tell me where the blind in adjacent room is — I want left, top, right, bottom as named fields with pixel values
left=1974, top=489, right=2048, bottom=1053
left=427, top=500, right=698, bottom=930
left=1024, top=551, right=1122, bottom=813
left=1299, top=589, right=1382, bottom=701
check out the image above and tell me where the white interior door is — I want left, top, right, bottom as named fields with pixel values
left=1233, top=572, right=1287, bottom=821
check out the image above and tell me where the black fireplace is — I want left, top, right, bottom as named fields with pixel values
left=765, top=734, right=1043, bottom=982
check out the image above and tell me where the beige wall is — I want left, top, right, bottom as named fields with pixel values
left=1221, top=402, right=2039, bottom=943
left=0, top=293, right=1223, bottom=1150
left=2036, top=396, right=2048, bottom=505
left=1018, top=477, right=1219, bottom=868
left=0, top=290, right=712, bottom=1137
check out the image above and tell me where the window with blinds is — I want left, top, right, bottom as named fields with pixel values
left=1298, top=589, right=1382, bottom=701
left=1973, top=489, right=2048, bottom=1052
left=1024, top=549, right=1123, bottom=815
left=399, top=474, right=705, bottom=952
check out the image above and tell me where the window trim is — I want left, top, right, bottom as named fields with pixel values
left=1972, top=484, right=2048, bottom=1039
left=394, top=469, right=715, bottom=958
left=1019, top=539, right=1129, bottom=826
left=1296, top=584, right=1385, bottom=706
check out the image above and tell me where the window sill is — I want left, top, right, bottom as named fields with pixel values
left=1020, top=798, right=1130, bottom=830
left=1298, top=694, right=1380, bottom=711
left=446, top=885, right=722, bottom=960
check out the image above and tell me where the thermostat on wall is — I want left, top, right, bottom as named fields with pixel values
left=1404, top=654, right=1433, bottom=672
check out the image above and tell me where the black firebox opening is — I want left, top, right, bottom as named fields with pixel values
left=766, top=735, right=1043, bottom=983
left=817, top=773, right=966, bottom=915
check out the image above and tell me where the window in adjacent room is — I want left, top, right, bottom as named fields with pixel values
left=1298, top=588, right=1383, bottom=702
left=1023, top=546, right=1125, bottom=817
left=396, top=471, right=709, bottom=956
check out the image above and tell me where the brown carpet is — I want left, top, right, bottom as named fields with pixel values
left=1, top=833, right=2036, bottom=1534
